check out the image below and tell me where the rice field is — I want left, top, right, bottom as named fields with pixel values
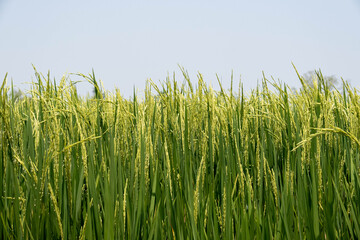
left=1, top=68, right=359, bottom=239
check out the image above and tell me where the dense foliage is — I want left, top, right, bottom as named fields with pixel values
left=1, top=69, right=359, bottom=239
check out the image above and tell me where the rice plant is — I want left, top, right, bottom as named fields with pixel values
left=0, top=68, right=359, bottom=239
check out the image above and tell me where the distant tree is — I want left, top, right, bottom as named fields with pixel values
left=9, top=89, right=25, bottom=101
left=302, top=70, right=339, bottom=90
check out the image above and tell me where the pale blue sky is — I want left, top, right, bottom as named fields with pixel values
left=0, top=0, right=359, bottom=96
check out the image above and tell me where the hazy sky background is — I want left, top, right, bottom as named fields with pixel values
left=0, top=0, right=359, bottom=97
